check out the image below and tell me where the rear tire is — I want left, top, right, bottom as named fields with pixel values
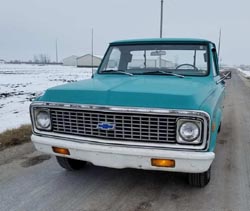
left=218, top=123, right=221, bottom=133
left=56, top=156, right=86, bottom=171
left=188, top=167, right=211, bottom=187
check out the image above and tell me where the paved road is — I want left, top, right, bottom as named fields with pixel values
left=1, top=70, right=250, bottom=211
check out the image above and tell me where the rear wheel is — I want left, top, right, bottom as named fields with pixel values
left=218, top=122, right=221, bottom=133
left=56, top=156, right=87, bottom=171
left=188, top=167, right=211, bottom=187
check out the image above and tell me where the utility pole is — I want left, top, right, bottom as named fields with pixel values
left=55, top=39, right=58, bottom=63
left=218, top=28, right=221, bottom=59
left=91, top=28, right=94, bottom=76
left=218, top=29, right=222, bottom=69
left=159, top=0, right=164, bottom=68
left=160, top=0, right=164, bottom=38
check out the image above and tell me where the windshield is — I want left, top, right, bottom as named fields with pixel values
left=99, top=44, right=209, bottom=76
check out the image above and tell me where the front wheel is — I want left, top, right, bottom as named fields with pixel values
left=188, top=167, right=211, bottom=187
left=56, top=156, right=87, bottom=171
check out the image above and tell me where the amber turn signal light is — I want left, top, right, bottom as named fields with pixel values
left=151, top=158, right=175, bottom=168
left=52, top=147, right=70, bottom=155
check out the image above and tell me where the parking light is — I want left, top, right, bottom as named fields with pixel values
left=52, top=147, right=70, bottom=155
left=151, top=159, right=175, bottom=168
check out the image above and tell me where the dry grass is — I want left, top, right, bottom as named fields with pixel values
left=0, top=125, right=32, bottom=151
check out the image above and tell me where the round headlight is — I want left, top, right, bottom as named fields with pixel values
left=36, top=111, right=51, bottom=129
left=179, top=122, right=200, bottom=142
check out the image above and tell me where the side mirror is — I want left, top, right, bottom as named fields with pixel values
left=217, top=70, right=232, bottom=84
left=220, top=70, right=232, bottom=80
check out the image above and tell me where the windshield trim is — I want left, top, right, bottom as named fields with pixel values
left=97, top=43, right=211, bottom=77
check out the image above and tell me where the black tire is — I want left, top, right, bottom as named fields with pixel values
left=188, top=167, right=211, bottom=187
left=56, top=156, right=86, bottom=171
left=218, top=123, right=221, bottom=133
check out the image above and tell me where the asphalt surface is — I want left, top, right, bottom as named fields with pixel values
left=1, top=70, right=250, bottom=211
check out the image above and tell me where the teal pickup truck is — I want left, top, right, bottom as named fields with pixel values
left=30, top=38, right=231, bottom=187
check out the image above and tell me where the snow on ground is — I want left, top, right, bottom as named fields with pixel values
left=0, top=64, right=92, bottom=132
left=237, top=68, right=250, bottom=79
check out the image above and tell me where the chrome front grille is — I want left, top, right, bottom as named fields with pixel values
left=50, top=109, right=177, bottom=143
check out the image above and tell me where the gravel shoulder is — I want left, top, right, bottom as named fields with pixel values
left=0, top=142, right=35, bottom=166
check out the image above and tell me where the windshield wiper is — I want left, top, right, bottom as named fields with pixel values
left=142, top=70, right=185, bottom=78
left=101, top=69, right=133, bottom=76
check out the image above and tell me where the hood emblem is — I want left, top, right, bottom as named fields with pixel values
left=97, top=122, right=116, bottom=131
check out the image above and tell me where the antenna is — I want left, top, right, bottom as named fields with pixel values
left=56, top=39, right=58, bottom=63
left=160, top=0, right=164, bottom=38
left=91, top=28, right=94, bottom=76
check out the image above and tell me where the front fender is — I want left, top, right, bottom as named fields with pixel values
left=200, top=84, right=225, bottom=152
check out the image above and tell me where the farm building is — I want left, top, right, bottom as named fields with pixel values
left=128, top=59, right=175, bottom=69
left=77, top=54, right=102, bottom=68
left=62, top=55, right=78, bottom=66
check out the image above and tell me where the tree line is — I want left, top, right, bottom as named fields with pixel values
left=7, top=54, right=61, bottom=65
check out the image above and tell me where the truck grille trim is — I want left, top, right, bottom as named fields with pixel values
left=50, top=109, right=177, bottom=143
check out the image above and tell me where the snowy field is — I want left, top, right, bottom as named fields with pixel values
left=238, top=67, right=250, bottom=79
left=0, top=64, right=92, bottom=132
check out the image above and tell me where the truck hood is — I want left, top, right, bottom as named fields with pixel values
left=38, top=75, right=215, bottom=110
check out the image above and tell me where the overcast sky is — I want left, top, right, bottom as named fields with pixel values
left=0, top=0, right=249, bottom=65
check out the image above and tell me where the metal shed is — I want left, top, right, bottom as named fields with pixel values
left=76, top=54, right=102, bottom=68
left=62, top=55, right=78, bottom=66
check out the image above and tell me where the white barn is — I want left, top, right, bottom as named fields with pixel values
left=62, top=55, right=78, bottom=66
left=77, top=54, right=102, bottom=68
